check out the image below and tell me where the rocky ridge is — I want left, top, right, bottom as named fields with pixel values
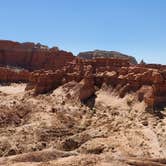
left=78, top=50, right=138, bottom=64
left=26, top=58, right=166, bottom=110
left=0, top=40, right=74, bottom=70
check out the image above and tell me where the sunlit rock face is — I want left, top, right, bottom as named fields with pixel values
left=0, top=40, right=74, bottom=70
left=26, top=57, right=166, bottom=109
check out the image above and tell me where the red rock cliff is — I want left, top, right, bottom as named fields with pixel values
left=0, top=67, right=30, bottom=82
left=0, top=40, right=74, bottom=70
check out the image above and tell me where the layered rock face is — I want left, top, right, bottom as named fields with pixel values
left=78, top=50, right=137, bottom=64
left=0, top=40, right=74, bottom=70
left=0, top=67, right=30, bottom=82
left=27, top=58, right=166, bottom=109
left=27, top=58, right=130, bottom=97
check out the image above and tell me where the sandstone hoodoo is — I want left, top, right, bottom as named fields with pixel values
left=26, top=57, right=166, bottom=110
left=0, top=40, right=74, bottom=70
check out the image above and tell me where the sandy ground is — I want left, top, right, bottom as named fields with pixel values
left=0, top=83, right=166, bottom=166
left=0, top=83, right=26, bottom=94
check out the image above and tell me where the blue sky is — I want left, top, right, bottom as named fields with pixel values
left=0, top=0, right=166, bottom=64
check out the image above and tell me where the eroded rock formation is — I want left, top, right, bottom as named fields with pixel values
left=26, top=58, right=166, bottom=110
left=0, top=40, right=166, bottom=166
left=0, top=67, right=29, bottom=82
left=0, top=40, right=165, bottom=109
left=0, top=40, right=74, bottom=70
